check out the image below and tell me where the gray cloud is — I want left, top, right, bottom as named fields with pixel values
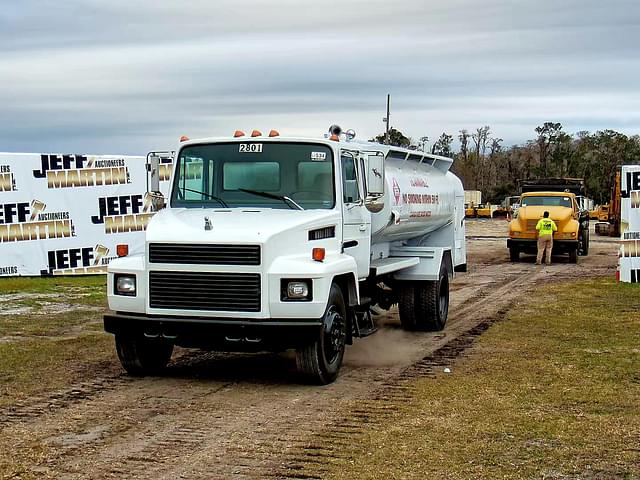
left=1, top=0, right=639, bottom=154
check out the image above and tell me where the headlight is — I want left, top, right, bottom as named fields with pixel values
left=281, top=279, right=312, bottom=301
left=115, top=275, right=136, bottom=296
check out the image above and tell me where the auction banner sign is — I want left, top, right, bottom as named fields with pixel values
left=619, top=165, right=640, bottom=283
left=0, top=152, right=172, bottom=276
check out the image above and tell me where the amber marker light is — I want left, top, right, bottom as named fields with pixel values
left=116, top=244, right=129, bottom=257
left=251, top=129, right=262, bottom=137
left=329, top=134, right=339, bottom=141
left=312, top=248, right=325, bottom=262
left=269, top=129, right=280, bottom=137
left=234, top=130, right=245, bottom=137
left=179, top=135, right=190, bottom=142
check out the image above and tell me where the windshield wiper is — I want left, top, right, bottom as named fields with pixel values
left=238, top=188, right=304, bottom=210
left=179, top=187, right=229, bottom=207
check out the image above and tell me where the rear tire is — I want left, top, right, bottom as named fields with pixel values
left=115, top=335, right=174, bottom=376
left=296, top=283, right=347, bottom=385
left=509, top=247, right=520, bottom=262
left=398, top=262, right=450, bottom=332
left=416, top=263, right=449, bottom=331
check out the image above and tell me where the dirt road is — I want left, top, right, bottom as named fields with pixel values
left=0, top=220, right=618, bottom=479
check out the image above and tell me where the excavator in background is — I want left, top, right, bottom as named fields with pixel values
left=595, top=169, right=622, bottom=237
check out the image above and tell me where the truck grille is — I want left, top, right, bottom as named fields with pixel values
left=149, top=271, right=261, bottom=312
left=525, top=220, right=538, bottom=232
left=149, top=243, right=260, bottom=266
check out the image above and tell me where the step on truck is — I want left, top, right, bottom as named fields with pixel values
left=104, top=126, right=467, bottom=384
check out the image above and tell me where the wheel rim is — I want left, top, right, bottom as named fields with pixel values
left=323, top=307, right=345, bottom=365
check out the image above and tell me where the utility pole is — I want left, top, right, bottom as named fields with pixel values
left=382, top=94, right=390, bottom=145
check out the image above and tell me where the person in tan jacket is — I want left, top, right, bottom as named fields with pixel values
left=535, top=211, right=557, bottom=265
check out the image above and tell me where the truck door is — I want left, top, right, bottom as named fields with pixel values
left=341, top=151, right=371, bottom=280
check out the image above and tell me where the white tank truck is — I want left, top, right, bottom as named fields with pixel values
left=104, top=126, right=467, bottom=384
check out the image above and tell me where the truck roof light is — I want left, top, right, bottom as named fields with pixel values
left=312, top=248, right=325, bottom=262
left=329, top=134, right=339, bottom=142
left=233, top=130, right=245, bottom=137
left=179, top=135, right=190, bottom=142
left=116, top=244, right=129, bottom=257
left=268, top=129, right=280, bottom=137
left=251, top=129, right=262, bottom=137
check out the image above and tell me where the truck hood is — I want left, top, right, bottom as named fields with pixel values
left=518, top=205, right=574, bottom=223
left=146, top=208, right=341, bottom=243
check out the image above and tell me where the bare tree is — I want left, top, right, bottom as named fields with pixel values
left=431, top=133, right=454, bottom=157
left=535, top=122, right=562, bottom=176
left=458, top=130, right=470, bottom=163
left=471, top=126, right=491, bottom=190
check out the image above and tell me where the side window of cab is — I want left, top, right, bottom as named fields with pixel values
left=341, top=154, right=360, bottom=204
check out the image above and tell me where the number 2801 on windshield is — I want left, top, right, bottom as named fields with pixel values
left=239, top=144, right=263, bottom=153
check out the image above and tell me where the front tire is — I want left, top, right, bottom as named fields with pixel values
left=581, top=228, right=590, bottom=256
left=509, top=247, right=520, bottom=262
left=115, top=335, right=174, bottom=376
left=568, top=248, right=578, bottom=264
left=296, top=283, right=347, bottom=384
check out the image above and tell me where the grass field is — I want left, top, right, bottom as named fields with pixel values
left=328, top=279, right=640, bottom=479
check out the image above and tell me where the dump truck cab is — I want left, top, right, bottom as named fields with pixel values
left=507, top=191, right=588, bottom=263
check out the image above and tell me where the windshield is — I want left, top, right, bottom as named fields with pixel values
left=171, top=142, right=335, bottom=209
left=521, top=196, right=572, bottom=208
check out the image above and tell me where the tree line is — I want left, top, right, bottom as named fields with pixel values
left=371, top=123, right=640, bottom=204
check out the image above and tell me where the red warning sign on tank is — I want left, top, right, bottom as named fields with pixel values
left=393, top=178, right=401, bottom=205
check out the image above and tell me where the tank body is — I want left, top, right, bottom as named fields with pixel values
left=371, top=155, right=463, bottom=244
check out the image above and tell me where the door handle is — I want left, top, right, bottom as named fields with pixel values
left=359, top=224, right=367, bottom=232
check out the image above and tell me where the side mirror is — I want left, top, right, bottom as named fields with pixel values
left=366, top=154, right=385, bottom=196
left=365, top=154, right=385, bottom=213
left=147, top=154, right=161, bottom=192
left=145, top=191, right=166, bottom=211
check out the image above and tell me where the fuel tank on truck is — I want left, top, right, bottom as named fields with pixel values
left=371, top=154, right=463, bottom=245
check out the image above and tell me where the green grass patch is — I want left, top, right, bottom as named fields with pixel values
left=0, top=310, right=103, bottom=337
left=0, top=275, right=106, bottom=295
left=0, top=275, right=107, bottom=338
left=329, top=279, right=640, bottom=479
left=0, top=275, right=114, bottom=408
left=0, top=334, right=115, bottom=409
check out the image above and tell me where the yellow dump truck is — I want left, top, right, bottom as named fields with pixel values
left=507, top=191, right=589, bottom=263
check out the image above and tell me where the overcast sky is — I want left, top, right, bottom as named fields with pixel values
left=1, top=0, right=639, bottom=155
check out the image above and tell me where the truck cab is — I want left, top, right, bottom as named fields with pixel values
left=507, top=191, right=589, bottom=263
left=104, top=129, right=466, bottom=383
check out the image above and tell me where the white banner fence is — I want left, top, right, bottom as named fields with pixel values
left=619, top=165, right=640, bottom=283
left=0, top=152, right=171, bottom=276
